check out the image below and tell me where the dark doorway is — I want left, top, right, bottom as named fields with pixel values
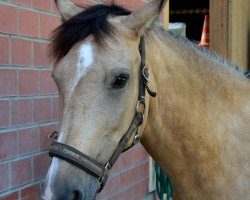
left=169, top=0, right=209, bottom=42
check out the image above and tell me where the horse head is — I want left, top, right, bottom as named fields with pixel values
left=42, top=0, right=167, bottom=199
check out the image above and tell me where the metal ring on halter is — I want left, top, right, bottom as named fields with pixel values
left=136, top=100, right=145, bottom=123
left=48, top=131, right=58, bottom=141
left=142, top=66, right=150, bottom=83
left=136, top=100, right=146, bottom=114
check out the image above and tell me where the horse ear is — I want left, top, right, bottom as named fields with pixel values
left=55, top=0, right=82, bottom=21
left=123, top=0, right=168, bottom=35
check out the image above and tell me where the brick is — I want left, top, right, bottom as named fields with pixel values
left=34, top=98, right=52, bottom=123
left=155, top=192, right=160, bottom=200
left=18, top=9, right=39, bottom=37
left=111, top=193, right=121, bottom=200
left=18, top=127, right=38, bottom=155
left=40, top=14, right=60, bottom=39
left=122, top=187, right=133, bottom=200
left=132, top=179, right=149, bottom=200
left=129, top=166, right=141, bottom=184
left=52, top=0, right=85, bottom=13
left=123, top=146, right=148, bottom=168
left=33, top=41, right=52, bottom=67
left=39, top=124, right=58, bottom=150
left=0, top=37, right=9, bottom=65
left=11, top=99, right=33, bottom=126
left=83, top=0, right=96, bottom=6
left=0, top=192, right=18, bottom=200
left=0, top=163, right=9, bottom=192
left=11, top=38, right=32, bottom=66
left=52, top=97, right=59, bottom=120
left=120, top=167, right=140, bottom=189
left=33, top=153, right=51, bottom=180
left=0, top=5, right=17, bottom=34
left=0, top=100, right=9, bottom=128
left=19, top=70, right=39, bottom=96
left=0, top=131, right=17, bottom=161
left=124, top=0, right=134, bottom=9
left=132, top=182, right=142, bottom=200
left=98, top=176, right=120, bottom=199
left=140, top=178, right=148, bottom=197
left=134, top=0, right=142, bottom=9
left=11, top=0, right=32, bottom=6
left=0, top=70, right=17, bottom=97
left=21, top=184, right=40, bottom=200
left=110, top=155, right=123, bottom=175
left=32, top=0, right=51, bottom=11
left=123, top=149, right=134, bottom=168
left=51, top=0, right=59, bottom=14
left=11, top=158, right=32, bottom=187
left=40, top=71, right=57, bottom=95
left=138, top=162, right=149, bottom=180
left=71, top=0, right=84, bottom=4
left=72, top=0, right=89, bottom=4
left=120, top=170, right=130, bottom=189
left=116, top=0, right=125, bottom=6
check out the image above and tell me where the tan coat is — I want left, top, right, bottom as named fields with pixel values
left=43, top=0, right=250, bottom=199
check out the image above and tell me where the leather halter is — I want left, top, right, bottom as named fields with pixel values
left=48, top=36, right=156, bottom=192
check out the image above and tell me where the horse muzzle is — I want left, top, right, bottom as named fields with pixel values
left=42, top=158, right=99, bottom=200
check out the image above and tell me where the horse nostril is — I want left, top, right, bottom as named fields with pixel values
left=72, top=191, right=81, bottom=200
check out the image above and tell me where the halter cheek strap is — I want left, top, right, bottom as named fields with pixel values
left=48, top=36, right=156, bottom=192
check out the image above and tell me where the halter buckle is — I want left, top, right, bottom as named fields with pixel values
left=98, top=162, right=110, bottom=182
left=142, top=66, right=150, bottom=83
left=133, top=127, right=141, bottom=144
left=98, top=162, right=110, bottom=192
left=105, top=162, right=110, bottom=170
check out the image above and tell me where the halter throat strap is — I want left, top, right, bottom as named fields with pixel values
left=48, top=36, right=156, bottom=192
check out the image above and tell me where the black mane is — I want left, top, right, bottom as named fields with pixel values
left=51, top=3, right=131, bottom=63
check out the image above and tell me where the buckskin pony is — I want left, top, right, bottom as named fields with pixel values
left=42, top=0, right=250, bottom=199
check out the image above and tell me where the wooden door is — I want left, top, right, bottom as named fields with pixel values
left=210, top=0, right=250, bottom=70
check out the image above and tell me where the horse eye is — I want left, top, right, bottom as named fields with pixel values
left=113, top=74, right=129, bottom=89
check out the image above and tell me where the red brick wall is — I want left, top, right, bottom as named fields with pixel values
left=0, top=0, right=150, bottom=199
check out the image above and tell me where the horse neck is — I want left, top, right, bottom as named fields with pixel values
left=141, top=28, right=250, bottom=199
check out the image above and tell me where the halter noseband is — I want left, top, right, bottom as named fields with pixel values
left=48, top=36, right=156, bottom=192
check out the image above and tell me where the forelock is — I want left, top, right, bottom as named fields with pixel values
left=51, top=2, right=131, bottom=64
